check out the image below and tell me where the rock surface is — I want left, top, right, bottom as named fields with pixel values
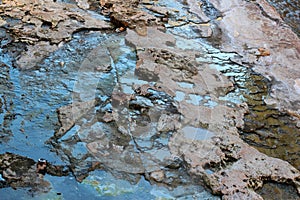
left=125, top=24, right=300, bottom=199
left=210, top=0, right=300, bottom=113
left=50, top=0, right=300, bottom=199
left=0, top=0, right=112, bottom=69
left=0, top=0, right=300, bottom=199
left=0, top=153, right=69, bottom=192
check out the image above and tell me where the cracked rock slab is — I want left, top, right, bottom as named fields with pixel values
left=210, top=0, right=300, bottom=113
left=0, top=0, right=112, bottom=69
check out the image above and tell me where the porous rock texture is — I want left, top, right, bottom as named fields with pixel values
left=1, top=0, right=299, bottom=199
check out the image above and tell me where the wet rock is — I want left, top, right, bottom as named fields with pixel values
left=128, top=23, right=299, bottom=199
left=0, top=0, right=112, bottom=69
left=100, top=0, right=160, bottom=30
left=17, top=0, right=298, bottom=198
left=87, top=139, right=146, bottom=174
left=79, top=44, right=112, bottom=72
left=149, top=170, right=165, bottom=182
left=124, top=24, right=300, bottom=199
left=209, top=0, right=300, bottom=112
left=0, top=153, right=70, bottom=191
left=16, top=41, right=59, bottom=70
left=54, top=100, right=95, bottom=139
left=55, top=79, right=190, bottom=187
left=126, top=27, right=233, bottom=100
left=169, top=132, right=300, bottom=199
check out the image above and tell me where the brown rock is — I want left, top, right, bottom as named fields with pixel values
left=169, top=132, right=300, bottom=199
left=0, top=0, right=112, bottom=69
left=76, top=0, right=90, bottom=10
left=150, top=170, right=165, bottom=182
left=257, top=47, right=271, bottom=56
left=0, top=17, right=7, bottom=26
left=209, top=0, right=300, bottom=111
left=157, top=114, right=181, bottom=132
left=55, top=100, right=95, bottom=139
left=16, top=41, right=59, bottom=70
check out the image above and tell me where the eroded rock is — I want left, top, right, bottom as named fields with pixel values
left=100, top=0, right=160, bottom=30
left=169, top=131, right=300, bottom=199
left=54, top=100, right=95, bottom=139
left=0, top=0, right=112, bottom=69
left=16, top=41, right=59, bottom=70
left=15, top=0, right=299, bottom=199
left=0, top=153, right=70, bottom=192
left=124, top=25, right=300, bottom=199
left=210, top=0, right=300, bottom=113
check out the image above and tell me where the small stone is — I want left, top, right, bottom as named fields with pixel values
left=257, top=47, right=270, bottom=56
left=116, top=27, right=126, bottom=33
left=234, top=30, right=240, bottom=37
left=150, top=170, right=165, bottom=182
left=102, top=112, right=114, bottom=122
left=264, top=98, right=277, bottom=106
left=161, top=17, right=168, bottom=22
left=76, top=0, right=90, bottom=10
left=157, top=114, right=181, bottom=132
left=59, top=61, right=65, bottom=67
left=3, top=168, right=17, bottom=178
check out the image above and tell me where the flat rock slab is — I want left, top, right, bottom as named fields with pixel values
left=0, top=0, right=112, bottom=69
left=210, top=0, right=300, bottom=113
left=125, top=25, right=300, bottom=199
left=2, top=0, right=299, bottom=199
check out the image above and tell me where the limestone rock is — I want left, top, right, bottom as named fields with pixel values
left=0, top=0, right=112, bottom=69
left=55, top=100, right=95, bottom=139
left=150, top=170, right=165, bottom=182
left=209, top=0, right=300, bottom=111
left=16, top=41, right=59, bottom=70
left=157, top=114, right=181, bottom=132
left=169, top=132, right=300, bottom=199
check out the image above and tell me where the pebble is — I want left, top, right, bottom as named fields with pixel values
left=150, top=170, right=165, bottom=182
left=59, top=61, right=65, bottom=67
